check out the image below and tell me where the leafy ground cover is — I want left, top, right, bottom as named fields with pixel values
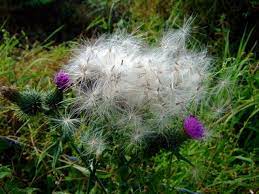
left=0, top=1, right=258, bottom=193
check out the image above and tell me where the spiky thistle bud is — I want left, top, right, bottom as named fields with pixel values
left=43, top=70, right=71, bottom=112
left=141, top=130, right=187, bottom=157
left=0, top=86, right=42, bottom=115
left=17, top=90, right=43, bottom=115
left=183, top=115, right=206, bottom=140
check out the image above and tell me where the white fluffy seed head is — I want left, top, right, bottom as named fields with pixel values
left=128, top=125, right=153, bottom=148
left=65, top=23, right=210, bottom=125
left=81, top=130, right=106, bottom=157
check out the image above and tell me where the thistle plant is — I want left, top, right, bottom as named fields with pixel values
left=64, top=22, right=209, bottom=154
left=0, top=70, right=68, bottom=116
left=0, top=23, right=210, bottom=193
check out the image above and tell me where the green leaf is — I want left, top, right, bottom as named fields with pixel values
left=0, top=138, right=10, bottom=153
left=96, top=170, right=112, bottom=179
left=234, top=156, right=254, bottom=163
left=36, top=142, right=57, bottom=168
left=0, top=166, right=12, bottom=179
left=19, top=187, right=39, bottom=194
left=72, top=164, right=90, bottom=176
left=52, top=140, right=63, bottom=169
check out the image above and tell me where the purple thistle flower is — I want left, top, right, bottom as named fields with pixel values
left=184, top=115, right=205, bottom=140
left=54, top=70, right=71, bottom=91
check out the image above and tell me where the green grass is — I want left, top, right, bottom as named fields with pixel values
left=0, top=1, right=258, bottom=193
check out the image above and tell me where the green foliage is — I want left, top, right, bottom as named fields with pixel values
left=25, top=0, right=54, bottom=6
left=0, top=165, right=12, bottom=179
left=0, top=30, right=19, bottom=84
left=2, top=0, right=54, bottom=7
left=0, top=165, right=39, bottom=194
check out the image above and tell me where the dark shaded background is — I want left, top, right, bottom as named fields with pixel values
left=0, top=0, right=258, bottom=55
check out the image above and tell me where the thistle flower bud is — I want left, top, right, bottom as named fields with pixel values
left=18, top=90, right=43, bottom=115
left=183, top=115, right=206, bottom=140
left=0, top=86, right=42, bottom=115
left=54, top=70, right=71, bottom=91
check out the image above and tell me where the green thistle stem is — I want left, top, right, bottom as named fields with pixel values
left=44, top=88, right=63, bottom=111
left=86, top=158, right=97, bottom=194
left=168, top=151, right=173, bottom=178
left=69, top=141, right=107, bottom=194
left=174, top=151, right=194, bottom=167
